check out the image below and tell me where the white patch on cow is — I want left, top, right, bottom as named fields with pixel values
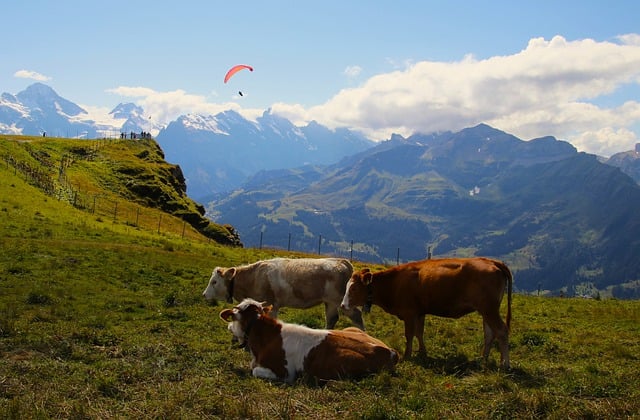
left=202, top=267, right=227, bottom=301
left=252, top=366, right=279, bottom=381
left=280, top=323, right=329, bottom=380
left=227, top=318, right=246, bottom=345
left=224, top=298, right=264, bottom=346
left=235, top=298, right=263, bottom=312
left=341, top=280, right=354, bottom=310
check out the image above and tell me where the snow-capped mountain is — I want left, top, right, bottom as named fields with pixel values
left=109, top=102, right=157, bottom=135
left=0, top=83, right=156, bottom=138
left=0, top=83, right=375, bottom=198
left=155, top=109, right=374, bottom=199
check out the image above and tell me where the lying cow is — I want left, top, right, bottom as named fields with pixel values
left=203, top=257, right=364, bottom=330
left=341, top=257, right=513, bottom=368
left=220, top=298, right=398, bottom=383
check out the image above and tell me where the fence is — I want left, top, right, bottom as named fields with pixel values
left=252, top=230, right=433, bottom=266
left=2, top=150, right=209, bottom=243
left=2, top=141, right=434, bottom=262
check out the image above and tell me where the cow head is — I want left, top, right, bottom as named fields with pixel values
left=341, top=268, right=374, bottom=313
left=203, top=267, right=237, bottom=303
left=220, top=298, right=272, bottom=347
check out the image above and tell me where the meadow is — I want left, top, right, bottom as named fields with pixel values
left=1, top=136, right=639, bottom=419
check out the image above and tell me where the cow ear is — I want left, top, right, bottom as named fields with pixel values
left=226, top=267, right=237, bottom=279
left=262, top=303, right=273, bottom=315
left=363, top=271, right=373, bottom=285
left=219, top=308, right=234, bottom=322
left=361, top=268, right=371, bottom=274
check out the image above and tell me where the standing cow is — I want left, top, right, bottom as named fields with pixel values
left=341, top=257, right=512, bottom=368
left=203, top=257, right=364, bottom=330
left=220, top=298, right=398, bottom=383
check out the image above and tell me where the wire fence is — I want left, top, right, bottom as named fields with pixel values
left=2, top=139, right=431, bottom=262
left=249, top=230, right=433, bottom=265
left=2, top=149, right=210, bottom=243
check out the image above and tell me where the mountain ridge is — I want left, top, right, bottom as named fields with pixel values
left=155, top=109, right=374, bottom=199
left=2, top=82, right=639, bottom=193
left=207, top=124, right=640, bottom=297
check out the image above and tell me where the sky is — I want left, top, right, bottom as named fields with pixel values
left=3, top=0, right=640, bottom=156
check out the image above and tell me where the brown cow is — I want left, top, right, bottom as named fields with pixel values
left=220, top=298, right=398, bottom=383
left=341, top=257, right=512, bottom=368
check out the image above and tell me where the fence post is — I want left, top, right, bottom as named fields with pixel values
left=287, top=233, right=291, bottom=251
left=113, top=202, right=118, bottom=222
left=157, top=215, right=162, bottom=234
left=259, top=231, right=263, bottom=249
left=182, top=221, right=186, bottom=239
left=318, top=235, right=322, bottom=255
left=396, top=247, right=400, bottom=265
left=350, top=240, right=353, bottom=261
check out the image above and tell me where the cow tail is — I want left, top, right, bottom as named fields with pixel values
left=497, top=260, right=513, bottom=332
left=342, top=259, right=354, bottom=275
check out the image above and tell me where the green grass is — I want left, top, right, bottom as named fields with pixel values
left=1, top=136, right=639, bottom=418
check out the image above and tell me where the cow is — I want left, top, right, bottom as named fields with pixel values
left=203, top=257, right=364, bottom=330
left=341, top=257, right=513, bottom=368
left=220, top=298, right=398, bottom=383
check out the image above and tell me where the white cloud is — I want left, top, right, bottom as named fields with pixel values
left=344, top=65, right=362, bottom=78
left=271, top=34, right=640, bottom=155
left=103, top=35, right=640, bottom=156
left=572, top=127, right=637, bottom=157
left=14, top=69, right=51, bottom=82
left=106, top=86, right=263, bottom=126
left=618, top=33, right=640, bottom=46
left=269, top=102, right=310, bottom=126
left=106, top=86, right=157, bottom=98
left=79, top=104, right=119, bottom=126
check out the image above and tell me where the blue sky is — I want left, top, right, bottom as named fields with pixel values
left=3, top=0, right=640, bottom=156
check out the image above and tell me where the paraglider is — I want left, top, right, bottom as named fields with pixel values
left=238, top=91, right=243, bottom=97
left=224, top=64, right=253, bottom=83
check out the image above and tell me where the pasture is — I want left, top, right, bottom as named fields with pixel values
left=1, top=137, right=639, bottom=418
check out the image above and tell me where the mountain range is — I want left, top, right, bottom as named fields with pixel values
left=155, top=110, right=374, bottom=199
left=0, top=83, right=159, bottom=139
left=207, top=125, right=640, bottom=298
left=2, top=83, right=640, bottom=297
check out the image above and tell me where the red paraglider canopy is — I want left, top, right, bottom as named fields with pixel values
left=224, top=64, right=253, bottom=83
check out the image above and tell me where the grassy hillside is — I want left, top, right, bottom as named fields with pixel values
left=1, top=136, right=639, bottom=418
left=0, top=135, right=240, bottom=246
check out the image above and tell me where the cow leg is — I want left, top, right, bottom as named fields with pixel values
left=343, top=306, right=365, bottom=330
left=252, top=366, right=280, bottom=381
left=415, top=315, right=427, bottom=356
left=482, top=319, right=495, bottom=362
left=482, top=314, right=510, bottom=369
left=324, top=303, right=339, bottom=329
left=403, top=319, right=415, bottom=359
left=495, top=319, right=510, bottom=369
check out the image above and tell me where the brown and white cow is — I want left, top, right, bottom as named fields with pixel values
left=341, top=257, right=513, bottom=368
left=220, top=298, right=398, bottom=383
left=203, top=257, right=364, bottom=330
